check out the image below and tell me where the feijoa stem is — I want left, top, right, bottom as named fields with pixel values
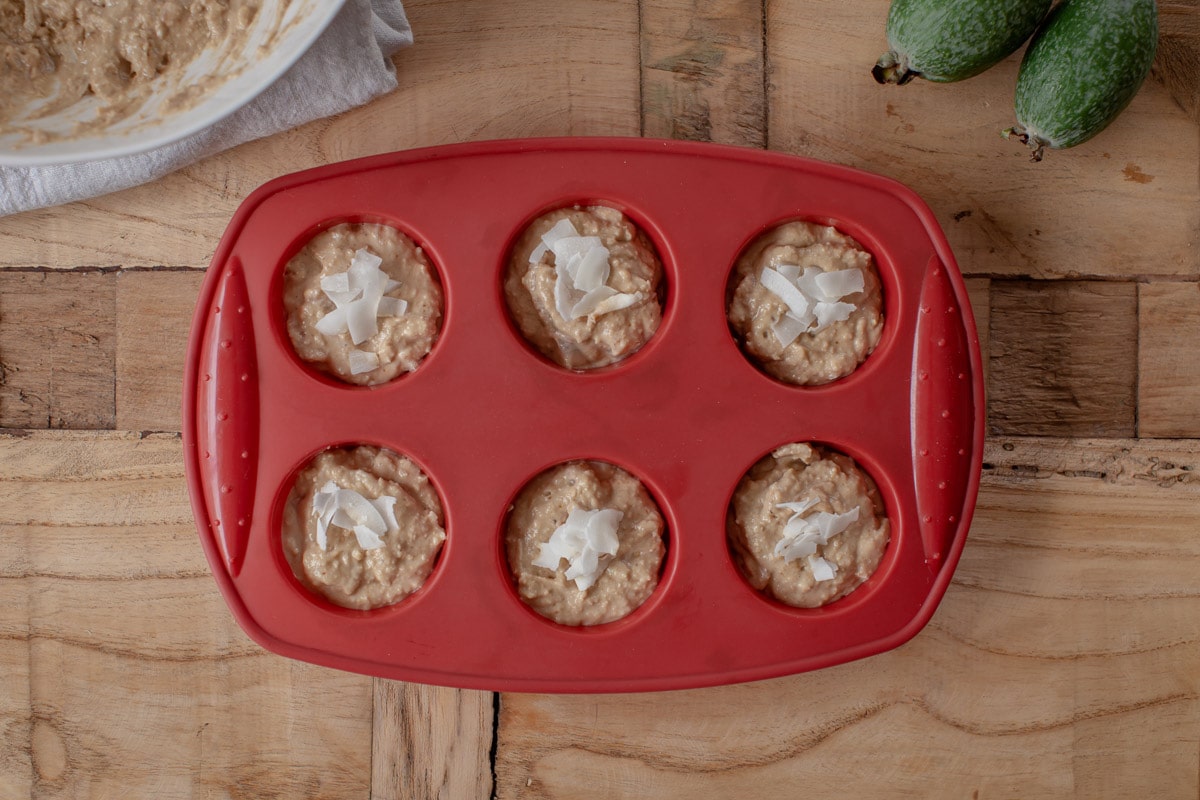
left=873, top=51, right=918, bottom=85
left=1002, top=124, right=1048, bottom=162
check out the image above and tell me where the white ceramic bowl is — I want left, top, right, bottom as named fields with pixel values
left=0, top=0, right=346, bottom=167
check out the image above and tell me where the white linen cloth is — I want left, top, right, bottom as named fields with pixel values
left=0, top=0, right=412, bottom=216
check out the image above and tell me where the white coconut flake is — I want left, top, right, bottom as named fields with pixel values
left=776, top=531, right=819, bottom=562
left=814, top=301, right=855, bottom=329
left=811, top=507, right=860, bottom=540
left=773, top=499, right=860, bottom=570
left=568, top=286, right=644, bottom=321
left=776, top=263, right=801, bottom=282
left=315, top=247, right=405, bottom=345
left=345, top=300, right=380, bottom=345
left=814, top=268, right=864, bottom=299
left=553, top=259, right=576, bottom=320
left=349, top=247, right=383, bottom=274
left=371, top=495, right=398, bottom=532
left=544, top=219, right=581, bottom=244
left=335, top=491, right=386, bottom=533
left=313, top=480, right=340, bottom=550
left=571, top=244, right=610, bottom=291
left=570, top=286, right=617, bottom=318
left=593, top=291, right=643, bottom=316
left=585, top=508, right=622, bottom=550
left=776, top=499, right=819, bottom=515
left=310, top=480, right=398, bottom=552
left=532, top=544, right=567, bottom=570
left=315, top=306, right=348, bottom=337
left=353, top=525, right=385, bottom=550
left=545, top=230, right=638, bottom=322
left=781, top=513, right=812, bottom=542
left=312, top=482, right=338, bottom=517
left=533, top=507, right=623, bottom=591
left=530, top=219, right=581, bottom=264
left=760, top=264, right=867, bottom=344
left=377, top=297, right=408, bottom=318
left=320, top=273, right=350, bottom=294
left=771, top=312, right=814, bottom=348
left=795, top=267, right=825, bottom=300
left=808, top=555, right=838, bottom=582
left=564, top=549, right=600, bottom=586
left=554, top=236, right=604, bottom=274
left=348, top=349, right=380, bottom=375
left=325, top=287, right=361, bottom=308
left=761, top=267, right=811, bottom=319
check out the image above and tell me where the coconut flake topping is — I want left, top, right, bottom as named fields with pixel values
left=761, top=265, right=864, bottom=347
left=807, top=555, right=838, bottom=582
left=530, top=219, right=644, bottom=321
left=316, top=248, right=407, bottom=345
left=773, top=498, right=860, bottom=581
left=311, top=479, right=399, bottom=551
left=532, top=507, right=623, bottom=591
left=348, top=350, right=380, bottom=375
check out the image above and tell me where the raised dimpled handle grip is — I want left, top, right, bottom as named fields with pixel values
left=195, top=260, right=259, bottom=578
left=912, top=255, right=979, bottom=569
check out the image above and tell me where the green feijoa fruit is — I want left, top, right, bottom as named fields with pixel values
left=873, top=0, right=1051, bottom=85
left=1005, top=0, right=1158, bottom=161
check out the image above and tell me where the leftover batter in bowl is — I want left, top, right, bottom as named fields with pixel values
left=1, top=0, right=260, bottom=138
left=505, top=460, right=666, bottom=626
left=283, top=222, right=443, bottom=386
left=504, top=205, right=664, bottom=370
left=282, top=445, right=446, bottom=611
left=727, top=443, right=889, bottom=608
left=727, top=221, right=884, bottom=386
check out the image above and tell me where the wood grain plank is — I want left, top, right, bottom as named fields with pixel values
left=639, top=0, right=765, bottom=146
left=766, top=0, right=1200, bottom=280
left=0, top=430, right=34, bottom=800
left=0, top=272, right=116, bottom=429
left=371, top=681, right=493, bottom=800
left=115, top=270, right=205, bottom=432
left=0, top=0, right=643, bottom=269
left=1138, top=281, right=1200, bottom=439
left=1155, top=1, right=1200, bottom=125
left=981, top=436, right=1200, bottom=486
left=0, top=431, right=374, bottom=799
left=0, top=570, right=32, bottom=799
left=989, top=280, right=1137, bottom=437
left=495, top=437, right=1200, bottom=799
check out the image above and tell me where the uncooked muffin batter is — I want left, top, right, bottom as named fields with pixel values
left=727, top=443, right=889, bottom=608
left=1, top=0, right=261, bottom=136
left=728, top=221, right=884, bottom=386
left=506, top=460, right=666, bottom=626
left=505, top=205, right=663, bottom=370
left=283, top=222, right=443, bottom=386
left=282, top=445, right=446, bottom=611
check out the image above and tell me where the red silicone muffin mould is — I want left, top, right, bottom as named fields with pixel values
left=183, top=137, right=985, bottom=693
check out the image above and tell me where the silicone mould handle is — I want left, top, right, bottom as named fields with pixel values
left=195, top=260, right=259, bottom=578
left=911, top=256, right=977, bottom=568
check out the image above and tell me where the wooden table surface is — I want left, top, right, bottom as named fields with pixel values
left=2, top=1, right=1199, bottom=797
